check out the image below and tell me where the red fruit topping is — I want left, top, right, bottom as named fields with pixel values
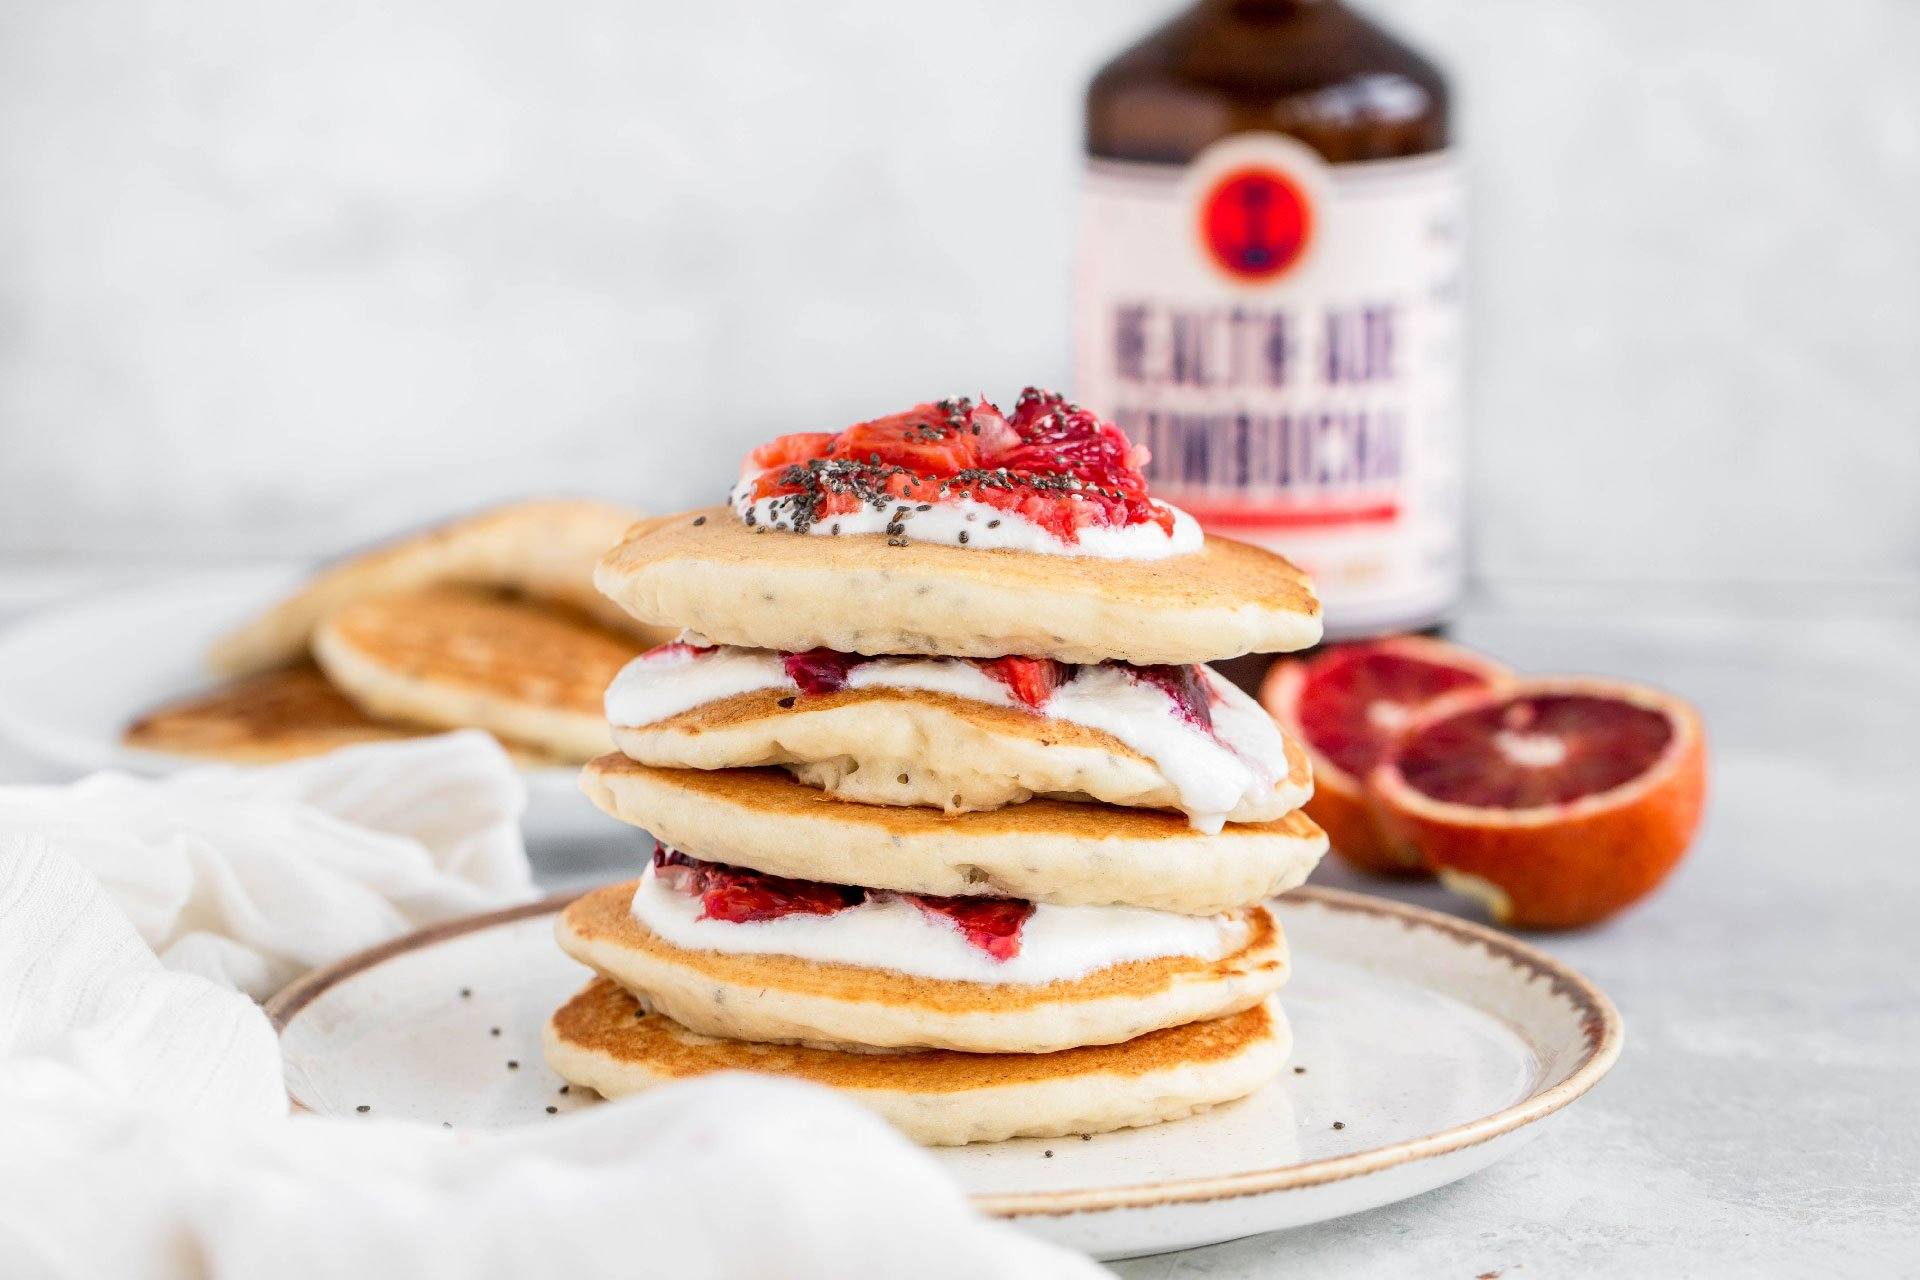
left=640, top=639, right=718, bottom=663
left=1003, top=388, right=1152, bottom=488
left=738, top=391, right=1169, bottom=544
left=745, top=432, right=837, bottom=474
left=825, top=402, right=998, bottom=475
left=1125, top=663, right=1215, bottom=732
left=782, top=648, right=868, bottom=695
left=905, top=894, right=1037, bottom=961
left=653, top=846, right=864, bottom=923
left=978, top=656, right=1069, bottom=709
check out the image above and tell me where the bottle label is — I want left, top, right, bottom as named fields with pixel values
left=1075, top=137, right=1465, bottom=636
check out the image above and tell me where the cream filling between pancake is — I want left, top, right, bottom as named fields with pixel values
left=729, top=488, right=1203, bottom=560
left=630, top=859, right=1242, bottom=985
left=605, top=645, right=1288, bottom=833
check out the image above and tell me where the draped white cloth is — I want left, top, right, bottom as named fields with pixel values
left=0, top=734, right=1098, bottom=1279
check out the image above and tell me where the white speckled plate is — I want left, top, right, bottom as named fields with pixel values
left=0, top=571, right=616, bottom=841
left=268, top=885, right=1621, bottom=1260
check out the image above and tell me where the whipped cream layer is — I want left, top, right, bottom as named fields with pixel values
left=730, top=487, right=1203, bottom=560
left=605, top=644, right=1290, bottom=832
left=631, top=859, right=1242, bottom=985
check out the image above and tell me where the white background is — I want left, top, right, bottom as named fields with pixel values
left=1, top=0, right=1915, bottom=597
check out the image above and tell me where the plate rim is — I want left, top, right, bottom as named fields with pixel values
left=265, top=883, right=1623, bottom=1220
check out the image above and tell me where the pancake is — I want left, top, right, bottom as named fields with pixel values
left=556, top=880, right=1288, bottom=1054
left=211, top=499, right=669, bottom=677
left=123, top=663, right=420, bottom=762
left=544, top=977, right=1290, bottom=1145
left=594, top=508, right=1322, bottom=665
left=313, top=587, right=640, bottom=763
left=123, top=662, right=572, bottom=766
left=611, top=683, right=1313, bottom=829
left=580, top=757, right=1326, bottom=916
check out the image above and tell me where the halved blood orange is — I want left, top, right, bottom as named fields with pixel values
left=1368, top=678, right=1707, bottom=930
left=1261, top=637, right=1511, bottom=876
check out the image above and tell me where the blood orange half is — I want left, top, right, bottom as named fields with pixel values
left=1368, top=678, right=1707, bottom=930
left=1261, top=637, right=1511, bottom=876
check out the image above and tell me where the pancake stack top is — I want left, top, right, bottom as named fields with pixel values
left=545, top=390, right=1329, bottom=1145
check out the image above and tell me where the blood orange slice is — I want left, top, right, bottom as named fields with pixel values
left=1368, top=678, right=1707, bottom=929
left=1261, top=636, right=1510, bottom=876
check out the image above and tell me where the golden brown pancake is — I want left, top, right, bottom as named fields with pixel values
left=543, top=977, right=1290, bottom=1145
left=123, top=663, right=572, bottom=767
left=211, top=499, right=670, bottom=677
left=314, top=587, right=640, bottom=762
left=556, top=881, right=1288, bottom=1053
left=612, top=683, right=1314, bottom=826
left=124, top=664, right=421, bottom=762
left=580, top=757, right=1327, bottom=916
left=595, top=507, right=1321, bottom=665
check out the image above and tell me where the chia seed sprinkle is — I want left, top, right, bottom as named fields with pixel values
left=356, top=1105, right=370, bottom=1113
left=692, top=515, right=706, bottom=526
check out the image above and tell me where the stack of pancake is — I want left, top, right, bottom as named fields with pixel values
left=543, top=416, right=1331, bottom=1144
left=126, top=500, right=670, bottom=765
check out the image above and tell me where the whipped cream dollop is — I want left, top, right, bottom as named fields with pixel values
left=630, top=859, right=1242, bottom=985
left=730, top=486, right=1203, bottom=560
left=604, top=644, right=1289, bottom=833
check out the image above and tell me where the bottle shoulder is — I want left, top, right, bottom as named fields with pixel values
left=1087, top=2, right=1448, bottom=165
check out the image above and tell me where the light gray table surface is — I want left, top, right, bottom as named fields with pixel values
left=2, top=568, right=1915, bottom=1277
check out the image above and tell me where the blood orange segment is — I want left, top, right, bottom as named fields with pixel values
left=1368, top=678, right=1707, bottom=930
left=1261, top=636, right=1510, bottom=876
left=1392, top=693, right=1675, bottom=809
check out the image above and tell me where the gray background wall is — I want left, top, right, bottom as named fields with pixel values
left=2, top=0, right=1915, bottom=596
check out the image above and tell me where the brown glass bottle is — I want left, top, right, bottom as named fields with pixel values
left=1087, top=0, right=1448, bottom=168
left=1078, top=0, right=1463, bottom=692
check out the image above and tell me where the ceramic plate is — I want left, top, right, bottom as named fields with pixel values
left=268, top=886, right=1621, bottom=1260
left=0, top=571, right=615, bottom=841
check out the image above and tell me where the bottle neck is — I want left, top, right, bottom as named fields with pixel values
left=1197, top=0, right=1334, bottom=13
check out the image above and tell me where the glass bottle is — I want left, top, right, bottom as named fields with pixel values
left=1078, top=0, right=1464, bottom=678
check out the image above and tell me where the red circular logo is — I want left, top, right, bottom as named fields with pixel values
left=1200, top=167, right=1312, bottom=283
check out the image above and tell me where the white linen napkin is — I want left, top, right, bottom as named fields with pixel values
left=0, top=730, right=535, bottom=998
left=0, top=735, right=1102, bottom=1280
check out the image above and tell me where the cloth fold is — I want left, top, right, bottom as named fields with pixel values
left=0, top=734, right=1100, bottom=1279
left=0, top=730, right=534, bottom=997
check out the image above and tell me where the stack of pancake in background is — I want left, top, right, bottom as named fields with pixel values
left=126, top=500, right=670, bottom=766
left=543, top=395, right=1331, bottom=1144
